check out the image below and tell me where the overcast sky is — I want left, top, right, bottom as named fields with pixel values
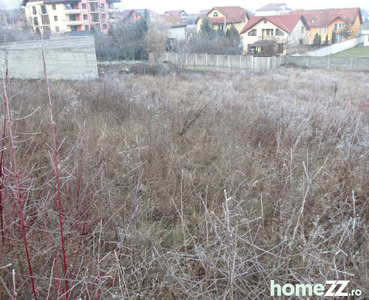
left=117, top=0, right=369, bottom=14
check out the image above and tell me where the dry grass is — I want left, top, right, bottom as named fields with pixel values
left=1, top=68, right=369, bottom=299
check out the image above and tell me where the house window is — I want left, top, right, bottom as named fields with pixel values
left=54, top=16, right=58, bottom=21
left=100, top=3, right=104, bottom=9
left=277, top=43, right=284, bottom=53
left=339, top=23, right=345, bottom=28
left=264, top=20, right=267, bottom=24
left=66, top=4, right=75, bottom=9
left=219, top=24, right=223, bottom=30
left=83, top=14, right=88, bottom=20
left=41, top=15, right=50, bottom=25
left=103, top=24, right=107, bottom=29
left=301, top=26, right=304, bottom=34
left=248, top=29, right=256, bottom=36
left=33, top=17, right=38, bottom=25
left=55, top=26, right=59, bottom=32
left=32, top=6, right=36, bottom=14
left=266, top=29, right=273, bottom=35
left=213, top=12, right=218, bottom=17
left=85, top=25, right=89, bottom=30
left=102, top=14, right=106, bottom=21
left=334, top=23, right=338, bottom=31
left=82, top=3, right=86, bottom=9
left=276, top=29, right=284, bottom=36
left=41, top=6, right=47, bottom=14
left=69, top=15, right=76, bottom=21
left=90, top=3, right=98, bottom=12
left=318, top=27, right=321, bottom=33
left=323, top=25, right=327, bottom=33
left=52, top=4, right=56, bottom=10
left=70, top=25, right=78, bottom=31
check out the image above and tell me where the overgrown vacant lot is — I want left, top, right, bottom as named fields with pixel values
left=1, top=68, right=369, bottom=299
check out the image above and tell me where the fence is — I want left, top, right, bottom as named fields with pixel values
left=150, top=53, right=285, bottom=70
left=0, top=36, right=98, bottom=80
left=285, top=55, right=369, bottom=71
left=292, top=36, right=365, bottom=57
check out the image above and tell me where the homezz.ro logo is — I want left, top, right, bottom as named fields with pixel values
left=270, top=280, right=362, bottom=297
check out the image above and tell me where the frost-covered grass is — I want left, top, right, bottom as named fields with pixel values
left=1, top=68, right=369, bottom=299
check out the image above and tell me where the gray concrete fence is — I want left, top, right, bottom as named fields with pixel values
left=0, top=36, right=98, bottom=80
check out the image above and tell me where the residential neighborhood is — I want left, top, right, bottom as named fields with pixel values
left=0, top=2, right=368, bottom=57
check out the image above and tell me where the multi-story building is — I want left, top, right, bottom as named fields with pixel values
left=21, top=0, right=120, bottom=35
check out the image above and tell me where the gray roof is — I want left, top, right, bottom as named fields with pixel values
left=255, top=3, right=292, bottom=12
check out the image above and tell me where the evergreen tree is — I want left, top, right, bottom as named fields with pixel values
left=338, top=21, right=354, bottom=40
left=331, top=31, right=337, bottom=44
left=313, top=33, right=320, bottom=45
left=200, top=18, right=216, bottom=38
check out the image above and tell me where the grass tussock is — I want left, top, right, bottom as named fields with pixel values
left=1, top=68, right=369, bottom=299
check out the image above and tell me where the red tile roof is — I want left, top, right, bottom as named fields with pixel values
left=240, top=14, right=307, bottom=34
left=208, top=6, right=253, bottom=23
left=160, top=15, right=187, bottom=27
left=290, top=8, right=362, bottom=27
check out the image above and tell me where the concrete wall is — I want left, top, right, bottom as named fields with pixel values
left=293, top=36, right=365, bottom=56
left=285, top=55, right=369, bottom=71
left=150, top=52, right=285, bottom=70
left=0, top=36, right=98, bottom=80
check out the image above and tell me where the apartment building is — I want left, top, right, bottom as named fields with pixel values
left=22, top=0, right=120, bottom=35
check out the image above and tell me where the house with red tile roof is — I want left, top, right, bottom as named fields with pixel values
left=290, top=8, right=362, bottom=44
left=255, top=3, right=292, bottom=16
left=164, top=10, right=188, bottom=23
left=240, top=14, right=309, bottom=55
left=196, top=6, right=253, bottom=34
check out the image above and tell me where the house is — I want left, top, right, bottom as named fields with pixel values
left=164, top=10, right=188, bottom=23
left=254, top=3, right=292, bottom=16
left=6, top=9, right=26, bottom=28
left=22, top=0, right=120, bottom=35
left=160, top=14, right=187, bottom=40
left=240, top=14, right=309, bottom=55
left=118, top=9, right=142, bottom=23
left=362, top=30, right=369, bottom=46
left=196, top=6, right=253, bottom=34
left=290, top=8, right=362, bottom=44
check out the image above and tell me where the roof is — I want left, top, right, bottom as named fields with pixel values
left=240, top=14, right=309, bottom=34
left=165, top=10, right=187, bottom=17
left=208, top=6, right=253, bottom=23
left=160, top=15, right=186, bottom=27
left=290, top=8, right=362, bottom=27
left=256, top=3, right=292, bottom=12
left=249, top=40, right=275, bottom=47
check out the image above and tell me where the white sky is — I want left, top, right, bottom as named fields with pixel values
left=117, top=0, right=369, bottom=14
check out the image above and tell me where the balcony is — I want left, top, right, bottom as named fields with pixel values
left=107, top=7, right=118, bottom=12
left=65, top=9, right=82, bottom=14
left=66, top=20, right=83, bottom=26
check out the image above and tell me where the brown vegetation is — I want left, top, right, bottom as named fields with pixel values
left=1, top=68, right=369, bottom=299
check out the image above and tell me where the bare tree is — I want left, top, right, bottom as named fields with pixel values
left=145, top=19, right=169, bottom=62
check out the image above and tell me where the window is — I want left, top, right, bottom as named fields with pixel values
left=91, top=13, right=99, bottom=22
left=82, top=3, right=86, bottom=9
left=54, top=15, right=58, bottom=21
left=301, top=26, right=304, bottom=34
left=318, top=27, right=321, bottom=33
left=339, top=22, right=345, bottom=28
left=103, top=24, right=107, bottom=29
left=276, top=29, right=284, bottom=36
left=71, top=25, right=78, bottom=31
left=85, top=25, right=89, bottom=30
left=277, top=43, right=284, bottom=53
left=219, top=24, right=223, bottom=30
left=41, top=6, right=47, bottom=14
left=213, top=12, right=218, bottom=17
left=32, top=6, right=36, bottom=14
left=264, top=20, right=267, bottom=24
left=90, top=3, right=98, bottom=12
left=102, top=14, right=106, bottom=21
left=33, top=17, right=38, bottom=25
left=265, top=29, right=273, bottom=36
left=323, top=25, right=327, bottom=34
left=83, top=14, right=88, bottom=20
left=52, top=4, right=56, bottom=10
left=69, top=15, right=76, bottom=21
left=41, top=15, right=50, bottom=25
left=100, top=3, right=104, bottom=9
left=66, top=4, right=75, bottom=9
left=248, top=29, right=256, bottom=36
left=55, top=26, right=59, bottom=32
